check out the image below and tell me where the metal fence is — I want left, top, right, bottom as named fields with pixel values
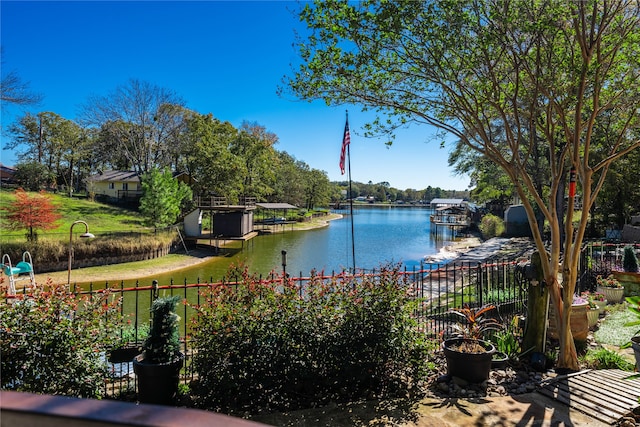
left=5, top=257, right=528, bottom=398
left=578, top=241, right=640, bottom=293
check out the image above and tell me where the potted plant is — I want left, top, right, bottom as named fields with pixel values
left=133, top=296, right=184, bottom=405
left=547, top=294, right=590, bottom=341
left=589, top=291, right=608, bottom=314
left=582, top=293, right=599, bottom=328
left=612, top=246, right=640, bottom=295
left=622, top=296, right=640, bottom=371
left=491, top=315, right=522, bottom=369
left=442, top=304, right=500, bottom=383
left=596, top=274, right=624, bottom=303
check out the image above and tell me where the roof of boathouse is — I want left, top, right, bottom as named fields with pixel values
left=429, top=198, right=466, bottom=209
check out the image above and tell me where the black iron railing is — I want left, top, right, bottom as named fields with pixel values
left=4, top=258, right=528, bottom=398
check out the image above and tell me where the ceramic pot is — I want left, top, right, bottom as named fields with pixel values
left=548, top=302, right=589, bottom=341
left=596, top=286, right=624, bottom=304
left=594, top=299, right=608, bottom=314
left=587, top=308, right=599, bottom=328
left=612, top=271, right=640, bottom=296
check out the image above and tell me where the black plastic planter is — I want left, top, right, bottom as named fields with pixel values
left=491, top=351, right=509, bottom=369
left=443, top=338, right=495, bottom=383
left=108, top=346, right=141, bottom=363
left=133, top=353, right=184, bottom=405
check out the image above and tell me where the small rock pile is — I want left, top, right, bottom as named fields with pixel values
left=431, top=366, right=552, bottom=399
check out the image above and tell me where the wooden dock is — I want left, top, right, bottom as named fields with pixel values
left=537, top=369, right=640, bottom=424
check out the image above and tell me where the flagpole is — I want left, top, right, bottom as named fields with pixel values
left=346, top=111, right=356, bottom=273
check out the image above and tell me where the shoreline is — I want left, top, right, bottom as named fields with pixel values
left=34, top=213, right=345, bottom=284
left=34, top=217, right=528, bottom=285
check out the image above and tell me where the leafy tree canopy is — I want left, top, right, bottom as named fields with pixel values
left=286, top=0, right=640, bottom=369
left=1, top=188, right=62, bottom=241
left=139, top=167, right=192, bottom=228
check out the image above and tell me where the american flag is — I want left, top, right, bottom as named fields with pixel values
left=339, top=118, right=350, bottom=175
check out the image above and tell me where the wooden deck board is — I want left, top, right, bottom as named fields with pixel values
left=537, top=369, right=640, bottom=424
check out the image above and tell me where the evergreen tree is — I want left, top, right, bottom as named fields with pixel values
left=139, top=168, right=192, bottom=228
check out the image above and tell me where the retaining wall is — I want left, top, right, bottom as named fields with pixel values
left=36, top=245, right=173, bottom=273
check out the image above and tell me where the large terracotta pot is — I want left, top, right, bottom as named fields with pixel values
left=548, top=302, right=589, bottom=341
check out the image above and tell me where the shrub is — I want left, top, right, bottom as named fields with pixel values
left=189, top=264, right=431, bottom=414
left=479, top=214, right=505, bottom=239
left=623, top=245, right=639, bottom=273
left=0, top=280, right=123, bottom=398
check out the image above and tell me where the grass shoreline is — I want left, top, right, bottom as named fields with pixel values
left=35, top=213, right=347, bottom=284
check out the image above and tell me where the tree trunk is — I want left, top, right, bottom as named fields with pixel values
left=522, top=251, right=549, bottom=354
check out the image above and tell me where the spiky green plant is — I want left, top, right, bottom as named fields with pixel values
left=449, top=304, right=501, bottom=340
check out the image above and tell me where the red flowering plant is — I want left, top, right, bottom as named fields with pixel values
left=189, top=263, right=431, bottom=413
left=0, top=279, right=123, bottom=398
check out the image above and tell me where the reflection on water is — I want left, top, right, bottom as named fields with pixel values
left=94, top=207, right=459, bottom=288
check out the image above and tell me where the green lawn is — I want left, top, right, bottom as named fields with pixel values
left=0, top=189, right=147, bottom=243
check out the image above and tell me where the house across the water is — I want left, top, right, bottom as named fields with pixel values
left=87, top=170, right=192, bottom=205
left=87, top=171, right=142, bottom=203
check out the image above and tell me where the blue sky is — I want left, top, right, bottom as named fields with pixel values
left=1, top=1, right=470, bottom=191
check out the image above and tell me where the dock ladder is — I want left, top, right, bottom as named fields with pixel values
left=2, top=251, right=36, bottom=296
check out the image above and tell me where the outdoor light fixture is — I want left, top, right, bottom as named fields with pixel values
left=68, top=220, right=95, bottom=286
left=281, top=250, right=287, bottom=276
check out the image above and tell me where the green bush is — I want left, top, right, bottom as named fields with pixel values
left=479, top=213, right=505, bottom=239
left=581, top=347, right=635, bottom=371
left=623, top=245, right=639, bottom=273
left=492, top=315, right=522, bottom=360
left=189, top=265, right=431, bottom=414
left=0, top=280, right=123, bottom=398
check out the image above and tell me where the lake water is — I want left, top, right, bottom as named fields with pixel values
left=125, top=207, right=459, bottom=286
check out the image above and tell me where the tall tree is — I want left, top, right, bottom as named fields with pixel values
left=287, top=0, right=640, bottom=369
left=13, top=161, right=55, bottom=191
left=270, top=151, right=307, bottom=207
left=7, top=112, right=86, bottom=193
left=304, top=168, right=331, bottom=209
left=139, top=167, right=192, bottom=228
left=231, top=122, right=279, bottom=200
left=80, top=79, right=185, bottom=175
left=2, top=188, right=62, bottom=241
left=185, top=113, right=243, bottom=200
